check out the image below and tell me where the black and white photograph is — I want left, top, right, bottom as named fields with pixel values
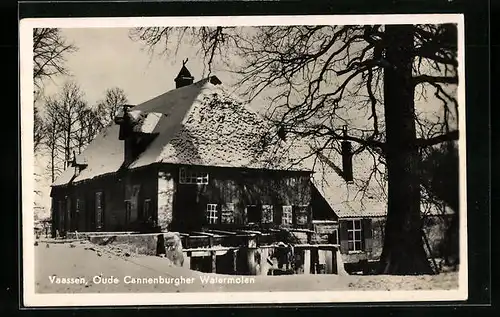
left=20, top=14, right=467, bottom=306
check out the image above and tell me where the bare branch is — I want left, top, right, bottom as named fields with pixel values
left=414, top=75, right=458, bottom=85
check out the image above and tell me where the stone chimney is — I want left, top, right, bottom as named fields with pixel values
left=70, top=150, right=87, bottom=179
left=341, top=126, right=353, bottom=183
left=114, top=104, right=138, bottom=166
left=174, top=59, right=194, bottom=88
left=114, top=105, right=135, bottom=140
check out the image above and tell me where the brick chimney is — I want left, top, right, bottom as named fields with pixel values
left=174, top=59, right=194, bottom=88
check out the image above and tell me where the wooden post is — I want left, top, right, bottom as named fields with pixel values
left=232, top=249, right=238, bottom=274
left=211, top=251, right=217, bottom=273
left=260, top=248, right=269, bottom=276
left=336, top=248, right=348, bottom=276
left=247, top=248, right=257, bottom=275
left=304, top=249, right=311, bottom=275
left=332, top=248, right=338, bottom=274
left=318, top=249, right=326, bottom=274
left=325, top=248, right=333, bottom=274
left=182, top=252, right=191, bottom=270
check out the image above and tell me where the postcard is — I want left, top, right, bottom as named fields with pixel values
left=20, top=14, right=467, bottom=306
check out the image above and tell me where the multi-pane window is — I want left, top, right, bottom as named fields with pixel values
left=262, top=205, right=274, bottom=223
left=282, top=205, right=293, bottom=225
left=221, top=203, right=235, bottom=224
left=347, top=219, right=362, bottom=251
left=179, top=167, right=209, bottom=184
left=206, top=204, right=218, bottom=224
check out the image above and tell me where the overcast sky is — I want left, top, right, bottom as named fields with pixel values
left=39, top=26, right=457, bottom=118
left=40, top=27, right=242, bottom=109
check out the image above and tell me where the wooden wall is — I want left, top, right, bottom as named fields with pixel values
left=50, top=166, right=159, bottom=234
left=51, top=164, right=314, bottom=235
left=167, top=165, right=313, bottom=232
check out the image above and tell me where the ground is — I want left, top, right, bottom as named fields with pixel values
left=34, top=241, right=459, bottom=293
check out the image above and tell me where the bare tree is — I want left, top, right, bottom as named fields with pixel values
left=96, top=87, right=129, bottom=126
left=43, top=105, right=63, bottom=182
left=131, top=24, right=459, bottom=274
left=420, top=141, right=459, bottom=267
left=33, top=28, right=77, bottom=178
left=33, top=28, right=77, bottom=91
left=43, top=81, right=88, bottom=172
left=74, top=107, right=103, bottom=153
left=129, top=27, right=238, bottom=74
left=34, top=106, right=46, bottom=152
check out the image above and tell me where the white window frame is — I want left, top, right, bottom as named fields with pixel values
left=206, top=204, right=218, bottom=224
left=262, top=205, right=274, bottom=223
left=282, top=205, right=293, bottom=225
left=347, top=219, right=363, bottom=252
left=179, top=167, right=209, bottom=185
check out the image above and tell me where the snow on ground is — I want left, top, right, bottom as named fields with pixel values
left=34, top=242, right=458, bottom=294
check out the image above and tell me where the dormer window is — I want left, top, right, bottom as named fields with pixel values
left=69, top=151, right=87, bottom=177
left=179, top=167, right=209, bottom=185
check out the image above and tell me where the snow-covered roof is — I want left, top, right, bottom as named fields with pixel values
left=52, top=76, right=311, bottom=187
left=310, top=149, right=388, bottom=218
left=310, top=149, right=454, bottom=219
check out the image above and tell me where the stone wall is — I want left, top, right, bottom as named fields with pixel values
left=88, top=232, right=184, bottom=266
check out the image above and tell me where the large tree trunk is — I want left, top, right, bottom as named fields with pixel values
left=378, top=25, right=434, bottom=275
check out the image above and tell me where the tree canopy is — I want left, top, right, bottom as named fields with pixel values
left=131, top=24, right=460, bottom=274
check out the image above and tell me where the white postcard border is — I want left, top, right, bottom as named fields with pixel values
left=20, top=14, right=468, bottom=307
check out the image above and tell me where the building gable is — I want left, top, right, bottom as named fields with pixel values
left=52, top=75, right=311, bottom=188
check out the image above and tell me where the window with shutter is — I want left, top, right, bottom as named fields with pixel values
left=95, top=191, right=104, bottom=230
left=347, top=219, right=363, bottom=251
left=362, top=218, right=373, bottom=252
left=339, top=221, right=349, bottom=254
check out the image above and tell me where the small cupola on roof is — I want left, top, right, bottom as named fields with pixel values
left=174, top=59, right=194, bottom=88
